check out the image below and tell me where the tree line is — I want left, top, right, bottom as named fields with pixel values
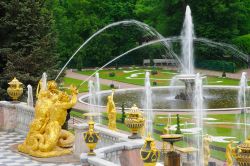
left=0, top=0, right=249, bottom=99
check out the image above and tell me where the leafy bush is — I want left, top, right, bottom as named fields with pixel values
left=233, top=34, right=250, bottom=55
left=152, top=81, right=157, bottom=86
left=222, top=71, right=226, bottom=78
left=151, top=70, right=158, bottom=75
left=109, top=72, right=115, bottom=77
left=196, top=60, right=236, bottom=73
left=110, top=84, right=115, bottom=88
left=120, top=103, right=126, bottom=123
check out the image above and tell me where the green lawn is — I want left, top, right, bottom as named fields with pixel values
left=77, top=68, right=174, bottom=86
left=77, top=68, right=244, bottom=86
left=63, top=77, right=111, bottom=93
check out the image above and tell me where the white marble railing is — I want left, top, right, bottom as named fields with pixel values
left=15, top=103, right=34, bottom=134
left=80, top=139, right=144, bottom=166
left=73, top=123, right=129, bottom=157
left=0, top=101, right=34, bottom=134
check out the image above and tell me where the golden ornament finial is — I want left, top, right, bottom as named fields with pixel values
left=7, top=77, right=23, bottom=101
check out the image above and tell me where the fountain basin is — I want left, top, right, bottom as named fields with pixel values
left=79, top=86, right=249, bottom=111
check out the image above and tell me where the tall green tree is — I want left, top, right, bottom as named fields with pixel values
left=0, top=0, right=59, bottom=100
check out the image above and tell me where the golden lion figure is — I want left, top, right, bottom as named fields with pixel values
left=18, top=81, right=78, bottom=158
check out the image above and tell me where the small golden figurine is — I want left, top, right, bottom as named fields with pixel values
left=7, top=77, right=23, bottom=101
left=226, top=140, right=234, bottom=166
left=203, top=134, right=212, bottom=166
left=18, top=81, right=78, bottom=158
left=84, top=117, right=100, bottom=156
left=106, top=89, right=117, bottom=130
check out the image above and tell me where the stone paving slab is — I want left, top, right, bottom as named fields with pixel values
left=0, top=131, right=81, bottom=166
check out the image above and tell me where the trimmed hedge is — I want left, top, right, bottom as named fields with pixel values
left=196, top=60, right=236, bottom=73
left=233, top=34, right=250, bottom=55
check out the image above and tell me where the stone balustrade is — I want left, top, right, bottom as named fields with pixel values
left=0, top=101, right=34, bottom=134
left=80, top=139, right=144, bottom=166
left=75, top=123, right=145, bottom=166
left=73, top=123, right=130, bottom=157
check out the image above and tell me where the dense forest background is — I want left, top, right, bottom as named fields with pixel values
left=47, top=0, right=250, bottom=68
left=0, top=0, right=250, bottom=99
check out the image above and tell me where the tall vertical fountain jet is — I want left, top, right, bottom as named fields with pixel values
left=144, top=72, right=153, bottom=136
left=181, top=5, right=195, bottom=75
left=173, top=5, right=197, bottom=100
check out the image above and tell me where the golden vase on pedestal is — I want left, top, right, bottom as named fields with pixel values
left=140, top=135, right=160, bottom=166
left=7, top=77, right=23, bottom=101
left=84, top=118, right=100, bottom=156
left=125, top=104, right=145, bottom=139
left=231, top=137, right=250, bottom=166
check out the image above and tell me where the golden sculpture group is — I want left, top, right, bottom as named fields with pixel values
left=18, top=81, right=78, bottom=158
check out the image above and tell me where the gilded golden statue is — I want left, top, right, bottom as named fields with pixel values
left=18, top=81, right=78, bottom=158
left=106, top=89, right=117, bottom=130
left=203, top=134, right=212, bottom=166
left=226, top=140, right=234, bottom=166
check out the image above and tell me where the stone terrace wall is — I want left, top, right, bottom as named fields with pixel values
left=0, top=101, right=34, bottom=134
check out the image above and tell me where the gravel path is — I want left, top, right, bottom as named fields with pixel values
left=65, top=70, right=141, bottom=89
left=164, top=66, right=250, bottom=79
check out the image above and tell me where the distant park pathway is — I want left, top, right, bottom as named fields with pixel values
left=65, top=70, right=141, bottom=111
left=195, top=68, right=250, bottom=79
left=65, top=70, right=141, bottom=89
left=165, top=66, right=250, bottom=79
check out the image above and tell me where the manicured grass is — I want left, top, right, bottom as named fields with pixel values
left=63, top=77, right=111, bottom=93
left=77, top=68, right=176, bottom=86
left=77, top=68, right=245, bottom=86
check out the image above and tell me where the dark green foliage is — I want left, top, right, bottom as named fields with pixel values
left=110, top=83, right=115, bottom=88
left=76, top=55, right=83, bottom=71
left=136, top=0, right=250, bottom=66
left=120, top=103, right=126, bottom=123
left=151, top=69, right=158, bottom=75
left=222, top=71, right=226, bottom=78
left=196, top=60, right=236, bottom=73
left=152, top=81, right=157, bottom=86
left=109, top=72, right=115, bottom=77
left=46, top=0, right=250, bottom=70
left=0, top=1, right=59, bottom=100
left=233, top=34, right=250, bottom=55
left=175, top=114, right=182, bottom=134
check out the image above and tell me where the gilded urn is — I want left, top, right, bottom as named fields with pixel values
left=140, top=135, right=159, bottom=166
left=7, top=77, right=23, bottom=101
left=83, top=118, right=100, bottom=156
left=233, top=138, right=250, bottom=166
left=125, top=104, right=145, bottom=139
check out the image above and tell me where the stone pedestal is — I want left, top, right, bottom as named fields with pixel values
left=73, top=123, right=89, bottom=157
left=119, top=149, right=143, bottom=166
left=208, top=162, right=216, bottom=166
left=164, top=151, right=180, bottom=166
